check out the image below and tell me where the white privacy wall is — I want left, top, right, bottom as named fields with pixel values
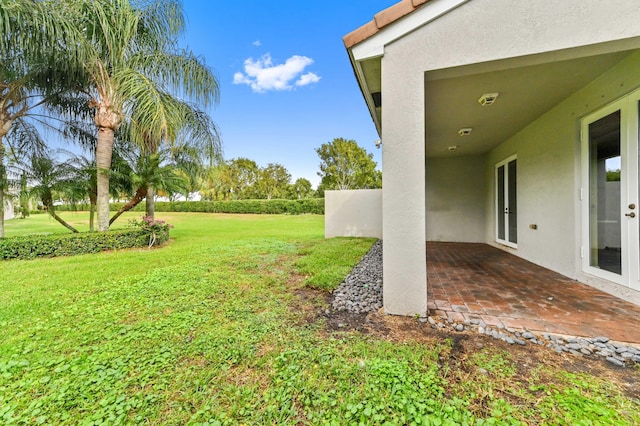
left=324, top=189, right=382, bottom=239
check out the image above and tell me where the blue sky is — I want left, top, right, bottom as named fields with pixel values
left=180, top=1, right=396, bottom=188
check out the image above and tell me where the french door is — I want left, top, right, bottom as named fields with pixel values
left=581, top=89, right=640, bottom=290
left=496, top=155, right=517, bottom=248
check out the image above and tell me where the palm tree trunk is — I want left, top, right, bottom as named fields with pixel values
left=96, top=126, right=115, bottom=231
left=0, top=173, right=4, bottom=238
left=146, top=186, right=155, bottom=218
left=89, top=196, right=96, bottom=232
left=49, top=210, right=79, bottom=233
left=110, top=186, right=147, bottom=225
left=0, top=139, right=6, bottom=238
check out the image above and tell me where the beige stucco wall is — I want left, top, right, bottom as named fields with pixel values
left=426, top=155, right=486, bottom=242
left=324, top=189, right=382, bottom=239
left=384, top=0, right=640, bottom=74
left=381, top=45, right=428, bottom=316
left=484, top=50, right=640, bottom=305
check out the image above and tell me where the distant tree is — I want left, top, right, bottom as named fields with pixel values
left=607, top=169, right=621, bottom=182
left=227, top=158, right=259, bottom=199
left=290, top=178, right=313, bottom=199
left=316, top=138, right=382, bottom=194
left=256, top=163, right=291, bottom=200
left=201, top=163, right=232, bottom=201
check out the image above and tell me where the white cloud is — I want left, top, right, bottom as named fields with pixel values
left=296, top=72, right=321, bottom=87
left=233, top=53, right=320, bottom=93
left=252, top=40, right=261, bottom=46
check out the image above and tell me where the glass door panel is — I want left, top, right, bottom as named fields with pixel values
left=496, top=156, right=517, bottom=247
left=588, top=110, right=621, bottom=275
left=497, top=165, right=505, bottom=241
left=508, top=159, right=518, bottom=244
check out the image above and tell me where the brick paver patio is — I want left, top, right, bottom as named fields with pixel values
left=426, top=242, right=640, bottom=343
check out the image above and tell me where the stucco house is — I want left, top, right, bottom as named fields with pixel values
left=340, top=0, right=640, bottom=316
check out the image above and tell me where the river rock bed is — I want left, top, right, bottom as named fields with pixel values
left=331, top=239, right=640, bottom=367
left=331, top=240, right=382, bottom=313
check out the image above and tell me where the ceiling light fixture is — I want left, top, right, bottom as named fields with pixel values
left=478, top=92, right=499, bottom=106
left=458, top=128, right=472, bottom=136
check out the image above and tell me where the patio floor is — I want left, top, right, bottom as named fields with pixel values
left=426, top=242, right=640, bottom=344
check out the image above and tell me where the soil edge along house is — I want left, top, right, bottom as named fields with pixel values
left=335, top=0, right=640, bottom=315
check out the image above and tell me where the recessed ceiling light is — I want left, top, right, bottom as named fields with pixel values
left=458, top=128, right=472, bottom=136
left=448, top=146, right=458, bottom=152
left=478, top=92, right=499, bottom=106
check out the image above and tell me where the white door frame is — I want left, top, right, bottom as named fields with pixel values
left=581, top=88, right=640, bottom=291
left=495, top=154, right=518, bottom=248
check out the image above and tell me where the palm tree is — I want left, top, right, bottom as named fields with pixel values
left=65, top=0, right=219, bottom=231
left=109, top=145, right=186, bottom=225
left=201, top=163, right=233, bottom=201
left=171, top=145, right=205, bottom=201
left=0, top=0, right=80, bottom=237
left=67, top=152, right=130, bottom=232
left=122, top=98, right=221, bottom=218
left=17, top=150, right=79, bottom=233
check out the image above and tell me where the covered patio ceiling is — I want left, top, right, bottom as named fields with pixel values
left=358, top=49, right=635, bottom=158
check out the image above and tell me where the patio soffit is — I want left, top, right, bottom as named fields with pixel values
left=354, top=48, right=635, bottom=156
left=424, top=49, right=634, bottom=158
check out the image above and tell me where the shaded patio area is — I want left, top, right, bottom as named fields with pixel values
left=426, top=242, right=640, bottom=344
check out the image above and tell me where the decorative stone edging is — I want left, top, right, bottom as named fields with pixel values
left=422, top=316, right=640, bottom=367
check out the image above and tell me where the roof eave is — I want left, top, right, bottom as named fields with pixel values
left=346, top=49, right=383, bottom=136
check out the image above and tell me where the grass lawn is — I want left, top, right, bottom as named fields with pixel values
left=1, top=212, right=639, bottom=425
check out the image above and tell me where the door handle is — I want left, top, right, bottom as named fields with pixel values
left=626, top=212, right=636, bottom=218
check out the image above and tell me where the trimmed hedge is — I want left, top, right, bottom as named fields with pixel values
left=57, top=198, right=325, bottom=215
left=0, top=228, right=170, bottom=261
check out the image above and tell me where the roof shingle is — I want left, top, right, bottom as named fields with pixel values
left=343, top=0, right=430, bottom=48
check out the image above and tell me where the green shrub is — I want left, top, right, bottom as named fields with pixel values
left=56, top=198, right=325, bottom=214
left=0, top=227, right=170, bottom=260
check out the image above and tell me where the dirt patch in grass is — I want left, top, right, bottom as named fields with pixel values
left=289, top=282, right=640, bottom=401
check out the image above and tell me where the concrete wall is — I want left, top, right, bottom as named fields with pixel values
left=484, top=51, right=640, bottom=305
left=324, top=189, right=382, bottom=239
left=426, top=155, right=487, bottom=242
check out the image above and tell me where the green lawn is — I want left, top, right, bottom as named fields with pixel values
left=1, top=212, right=638, bottom=425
